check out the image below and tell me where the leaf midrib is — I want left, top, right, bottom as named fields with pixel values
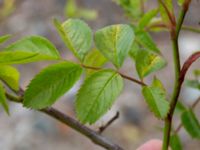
left=83, top=72, right=117, bottom=123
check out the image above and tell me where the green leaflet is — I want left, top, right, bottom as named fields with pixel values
left=136, top=50, right=166, bottom=79
left=178, top=0, right=185, bottom=6
left=135, top=30, right=160, bottom=53
left=170, top=134, right=182, bottom=150
left=0, top=82, right=9, bottom=114
left=138, top=9, right=158, bottom=29
left=174, top=101, right=187, bottom=114
left=95, top=24, right=134, bottom=68
left=83, top=49, right=107, bottom=76
left=0, top=34, right=11, bottom=44
left=64, top=0, right=97, bottom=20
left=185, top=79, right=200, bottom=90
left=54, top=18, right=92, bottom=61
left=193, top=69, right=200, bottom=77
left=76, top=70, right=123, bottom=124
left=114, top=0, right=143, bottom=20
left=181, top=109, right=200, bottom=138
left=0, top=65, right=20, bottom=91
left=0, top=36, right=60, bottom=64
left=142, top=77, right=169, bottom=119
left=23, top=61, right=83, bottom=109
left=129, top=42, right=140, bottom=61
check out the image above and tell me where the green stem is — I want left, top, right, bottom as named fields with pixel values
left=182, top=25, right=200, bottom=33
left=162, top=0, right=191, bottom=149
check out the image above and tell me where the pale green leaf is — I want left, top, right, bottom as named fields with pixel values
left=0, top=36, right=60, bottom=64
left=94, top=24, right=134, bottom=68
left=138, top=9, right=158, bottom=29
left=0, top=34, right=11, bottom=44
left=23, top=62, right=83, bottom=109
left=64, top=0, right=97, bottom=20
left=135, top=30, right=160, bottom=53
left=54, top=18, right=92, bottom=61
left=83, top=49, right=107, bottom=76
left=64, top=0, right=77, bottom=18
left=142, top=77, right=169, bottom=119
left=178, top=0, right=185, bottom=6
left=136, top=50, right=166, bottom=79
left=0, top=65, right=20, bottom=91
left=114, top=0, right=144, bottom=20
left=0, top=82, right=9, bottom=114
left=181, top=109, right=200, bottom=138
left=129, top=42, right=140, bottom=61
left=76, top=70, right=123, bottom=124
left=170, top=134, right=182, bottom=150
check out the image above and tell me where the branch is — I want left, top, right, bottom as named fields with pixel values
left=98, top=111, right=120, bottom=134
left=162, top=1, right=192, bottom=149
left=81, top=64, right=146, bottom=86
left=6, top=92, right=124, bottom=150
left=175, top=97, right=200, bottom=133
left=157, top=0, right=176, bottom=26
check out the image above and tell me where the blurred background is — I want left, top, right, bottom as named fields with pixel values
left=0, top=0, right=200, bottom=149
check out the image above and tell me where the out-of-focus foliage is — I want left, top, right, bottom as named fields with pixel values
left=64, top=0, right=97, bottom=20
left=0, top=0, right=15, bottom=20
left=113, top=0, right=145, bottom=21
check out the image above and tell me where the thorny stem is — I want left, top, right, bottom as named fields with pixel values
left=6, top=92, right=123, bottom=150
left=162, top=0, right=192, bottom=150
